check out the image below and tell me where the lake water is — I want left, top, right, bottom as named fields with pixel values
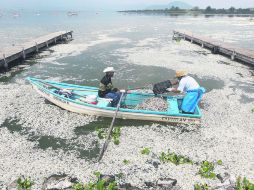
left=0, top=11, right=253, bottom=159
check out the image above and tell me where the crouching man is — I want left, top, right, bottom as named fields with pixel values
left=168, top=70, right=205, bottom=114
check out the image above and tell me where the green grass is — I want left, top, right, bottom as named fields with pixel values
left=251, top=108, right=254, bottom=113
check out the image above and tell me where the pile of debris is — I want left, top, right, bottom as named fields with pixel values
left=135, top=97, right=168, bottom=112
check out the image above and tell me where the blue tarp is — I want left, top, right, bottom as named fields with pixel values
left=181, top=87, right=206, bottom=113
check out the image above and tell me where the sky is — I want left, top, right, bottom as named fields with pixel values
left=1, top=0, right=254, bottom=11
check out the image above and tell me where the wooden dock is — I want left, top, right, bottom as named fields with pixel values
left=0, top=31, right=73, bottom=70
left=173, top=30, right=254, bottom=66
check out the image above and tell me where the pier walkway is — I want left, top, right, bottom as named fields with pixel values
left=0, top=31, right=73, bottom=69
left=173, top=30, right=254, bottom=66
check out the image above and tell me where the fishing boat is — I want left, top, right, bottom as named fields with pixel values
left=27, top=77, right=202, bottom=124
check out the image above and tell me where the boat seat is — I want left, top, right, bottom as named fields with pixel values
left=167, top=97, right=179, bottom=114
left=97, top=98, right=112, bottom=107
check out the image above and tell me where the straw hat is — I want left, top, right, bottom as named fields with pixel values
left=103, top=67, right=115, bottom=73
left=175, top=70, right=187, bottom=78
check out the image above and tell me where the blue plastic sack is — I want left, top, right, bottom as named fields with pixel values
left=181, top=87, right=206, bottom=113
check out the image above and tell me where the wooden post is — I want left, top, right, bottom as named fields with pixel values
left=22, top=48, right=26, bottom=59
left=54, top=38, right=57, bottom=44
left=3, top=54, right=8, bottom=69
left=61, top=34, right=63, bottom=40
left=35, top=42, right=38, bottom=52
left=191, top=38, right=193, bottom=43
left=201, top=43, right=204, bottom=48
left=231, top=51, right=236, bottom=60
left=46, top=41, right=49, bottom=47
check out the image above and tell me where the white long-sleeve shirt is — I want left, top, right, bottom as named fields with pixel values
left=177, top=76, right=200, bottom=92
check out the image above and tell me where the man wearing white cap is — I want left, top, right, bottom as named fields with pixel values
left=98, top=67, right=121, bottom=107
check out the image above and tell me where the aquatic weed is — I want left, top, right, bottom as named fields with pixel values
left=236, top=176, right=254, bottom=190
left=112, top=127, right=121, bottom=145
left=199, top=161, right=216, bottom=179
left=96, top=128, right=106, bottom=139
left=194, top=183, right=209, bottom=190
left=72, top=172, right=118, bottom=190
left=159, top=150, right=193, bottom=165
left=141, top=147, right=151, bottom=155
left=123, top=159, right=130, bottom=165
left=217, top=159, right=223, bottom=165
left=17, top=177, right=33, bottom=190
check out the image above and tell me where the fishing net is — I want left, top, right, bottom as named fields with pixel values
left=135, top=97, right=168, bottom=112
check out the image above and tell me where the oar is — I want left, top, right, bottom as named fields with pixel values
left=98, top=92, right=125, bottom=162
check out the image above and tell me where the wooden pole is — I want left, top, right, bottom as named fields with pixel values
left=98, top=92, right=125, bottom=162
left=3, top=54, right=8, bottom=69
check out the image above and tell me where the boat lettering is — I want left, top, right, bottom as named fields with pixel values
left=161, top=116, right=197, bottom=123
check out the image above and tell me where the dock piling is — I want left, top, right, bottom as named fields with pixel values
left=173, top=30, right=254, bottom=66
left=22, top=48, right=26, bottom=59
left=35, top=42, right=39, bottom=52
left=3, top=54, right=8, bottom=69
left=0, top=31, right=73, bottom=70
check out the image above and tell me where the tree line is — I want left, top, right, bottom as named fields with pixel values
left=120, top=6, right=254, bottom=15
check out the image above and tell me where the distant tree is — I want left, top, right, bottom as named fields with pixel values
left=205, top=6, right=212, bottom=13
left=229, top=6, right=236, bottom=13
left=175, top=6, right=180, bottom=11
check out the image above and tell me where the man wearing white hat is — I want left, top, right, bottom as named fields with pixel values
left=98, top=67, right=121, bottom=107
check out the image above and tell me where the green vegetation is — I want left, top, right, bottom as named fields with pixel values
left=17, top=177, right=33, bottom=190
left=217, top=160, right=223, bottom=165
left=236, top=176, right=254, bottom=190
left=251, top=108, right=254, bottom=113
left=96, top=128, right=106, bottom=139
left=112, top=127, right=121, bottom=145
left=199, top=161, right=216, bottom=179
left=72, top=172, right=118, bottom=190
left=123, top=159, right=130, bottom=165
left=95, top=127, right=121, bottom=145
left=141, top=147, right=151, bottom=155
left=194, top=183, right=209, bottom=190
left=159, top=150, right=193, bottom=165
